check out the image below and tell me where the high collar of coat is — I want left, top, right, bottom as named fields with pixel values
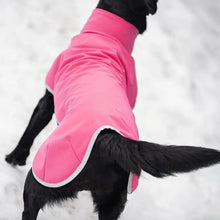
left=81, top=9, right=139, bottom=54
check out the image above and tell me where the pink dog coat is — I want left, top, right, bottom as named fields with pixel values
left=33, top=9, right=139, bottom=193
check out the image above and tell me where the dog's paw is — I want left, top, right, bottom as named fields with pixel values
left=5, top=147, right=29, bottom=166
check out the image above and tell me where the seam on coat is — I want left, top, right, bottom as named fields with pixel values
left=67, top=135, right=81, bottom=163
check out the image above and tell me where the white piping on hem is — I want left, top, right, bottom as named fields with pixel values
left=127, top=172, right=133, bottom=194
left=32, top=125, right=134, bottom=193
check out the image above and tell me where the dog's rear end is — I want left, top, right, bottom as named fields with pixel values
left=22, top=129, right=220, bottom=220
left=5, top=0, right=220, bottom=220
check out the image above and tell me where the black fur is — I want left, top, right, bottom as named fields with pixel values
left=5, top=0, right=220, bottom=219
left=97, top=0, right=158, bottom=33
left=5, top=90, right=54, bottom=166
left=96, top=131, right=220, bottom=178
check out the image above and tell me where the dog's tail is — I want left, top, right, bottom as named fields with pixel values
left=96, top=130, right=220, bottom=177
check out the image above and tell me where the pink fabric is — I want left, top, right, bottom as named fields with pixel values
left=33, top=9, right=139, bottom=193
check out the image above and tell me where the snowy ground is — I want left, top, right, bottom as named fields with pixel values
left=0, top=0, right=220, bottom=219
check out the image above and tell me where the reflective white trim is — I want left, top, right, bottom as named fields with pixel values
left=127, top=172, right=133, bottom=194
left=33, top=125, right=133, bottom=193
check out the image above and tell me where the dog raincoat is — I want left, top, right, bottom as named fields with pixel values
left=33, top=9, right=139, bottom=193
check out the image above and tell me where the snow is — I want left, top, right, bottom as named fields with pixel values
left=0, top=0, right=219, bottom=219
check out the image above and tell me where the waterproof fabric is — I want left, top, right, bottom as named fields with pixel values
left=32, top=9, right=139, bottom=193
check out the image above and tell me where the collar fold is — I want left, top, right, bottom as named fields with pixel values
left=81, top=9, right=138, bottom=54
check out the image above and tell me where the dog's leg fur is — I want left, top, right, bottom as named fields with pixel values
left=90, top=144, right=129, bottom=220
left=22, top=171, right=47, bottom=220
left=92, top=190, right=127, bottom=220
left=22, top=170, right=78, bottom=220
left=6, top=90, right=54, bottom=166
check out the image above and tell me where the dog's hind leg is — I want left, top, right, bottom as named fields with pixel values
left=92, top=189, right=127, bottom=220
left=22, top=168, right=81, bottom=220
left=22, top=170, right=48, bottom=220
left=22, top=191, right=43, bottom=220
left=6, top=89, right=54, bottom=166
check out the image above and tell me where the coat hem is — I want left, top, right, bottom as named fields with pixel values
left=32, top=125, right=134, bottom=193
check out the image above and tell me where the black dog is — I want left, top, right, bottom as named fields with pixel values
left=5, top=0, right=220, bottom=219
